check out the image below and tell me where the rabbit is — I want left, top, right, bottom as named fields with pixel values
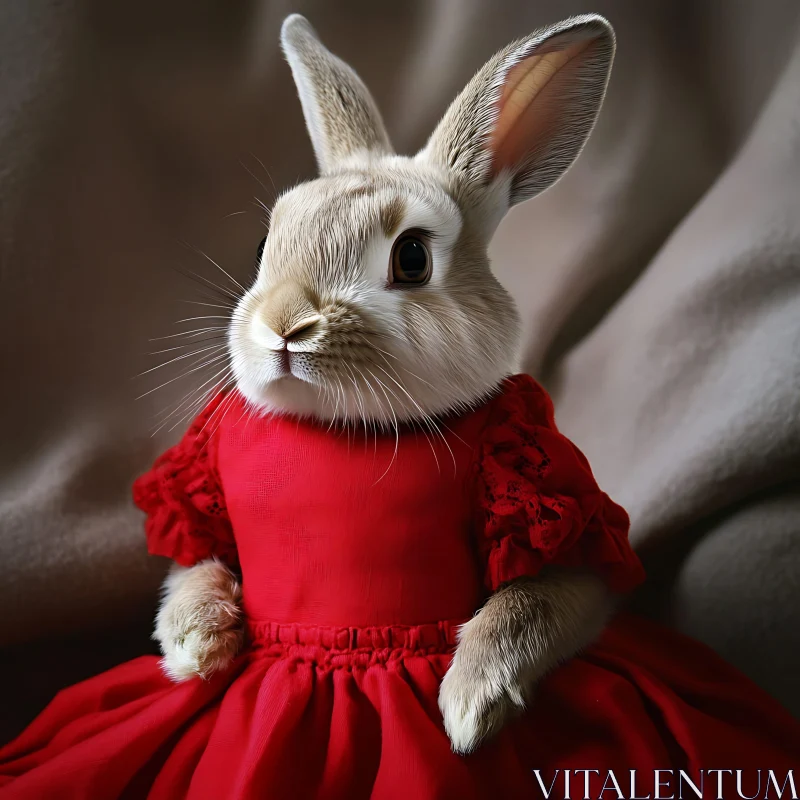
left=155, top=12, right=616, bottom=755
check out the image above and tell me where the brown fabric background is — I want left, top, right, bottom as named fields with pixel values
left=1, top=0, right=798, bottom=740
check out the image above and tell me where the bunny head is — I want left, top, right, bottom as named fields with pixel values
left=229, top=14, right=615, bottom=424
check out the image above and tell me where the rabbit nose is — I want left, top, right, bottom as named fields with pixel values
left=280, top=314, right=322, bottom=341
left=258, top=281, right=322, bottom=347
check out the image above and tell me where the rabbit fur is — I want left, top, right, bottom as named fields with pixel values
left=155, top=12, right=617, bottom=755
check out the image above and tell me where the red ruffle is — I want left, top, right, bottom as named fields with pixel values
left=476, top=375, right=645, bottom=593
left=132, top=393, right=238, bottom=569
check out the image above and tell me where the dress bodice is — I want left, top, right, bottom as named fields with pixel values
left=133, top=375, right=644, bottom=630
left=217, top=398, right=493, bottom=627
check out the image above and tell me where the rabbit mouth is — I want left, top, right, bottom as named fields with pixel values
left=272, top=351, right=315, bottom=386
left=277, top=350, right=291, bottom=375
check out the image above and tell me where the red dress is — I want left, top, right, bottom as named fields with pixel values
left=1, top=375, right=797, bottom=799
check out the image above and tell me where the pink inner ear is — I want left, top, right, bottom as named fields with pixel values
left=490, top=38, right=594, bottom=177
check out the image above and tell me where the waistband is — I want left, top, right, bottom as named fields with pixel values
left=245, top=619, right=462, bottom=666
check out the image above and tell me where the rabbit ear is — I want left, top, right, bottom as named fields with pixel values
left=281, top=15, right=394, bottom=174
left=420, top=15, right=614, bottom=219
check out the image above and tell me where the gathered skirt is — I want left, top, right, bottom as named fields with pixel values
left=1, top=613, right=798, bottom=799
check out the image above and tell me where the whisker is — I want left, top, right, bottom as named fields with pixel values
left=136, top=343, right=227, bottom=377
left=178, top=300, right=236, bottom=311
left=373, top=363, right=456, bottom=475
left=352, top=365, right=380, bottom=458
left=202, top=385, right=242, bottom=443
left=149, top=327, right=228, bottom=342
left=326, top=374, right=343, bottom=433
left=174, top=316, right=232, bottom=324
left=169, top=263, right=242, bottom=304
left=239, top=158, right=273, bottom=202
left=249, top=151, right=278, bottom=196
left=154, top=366, right=234, bottom=434
left=149, top=337, right=227, bottom=355
left=160, top=369, right=234, bottom=433
left=366, top=367, right=400, bottom=484
left=373, top=369, right=440, bottom=475
left=343, top=363, right=368, bottom=445
left=368, top=342, right=437, bottom=390
left=184, top=243, right=247, bottom=295
left=136, top=353, right=230, bottom=400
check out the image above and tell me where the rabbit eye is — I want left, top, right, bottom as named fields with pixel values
left=390, top=233, right=431, bottom=285
left=256, top=236, right=267, bottom=264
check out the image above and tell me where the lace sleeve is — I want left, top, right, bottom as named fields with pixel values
left=475, top=375, right=644, bottom=593
left=132, top=394, right=237, bottom=568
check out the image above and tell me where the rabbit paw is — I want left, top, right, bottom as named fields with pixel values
left=154, top=559, right=244, bottom=682
left=438, top=617, right=527, bottom=754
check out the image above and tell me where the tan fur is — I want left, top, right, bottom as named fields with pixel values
left=422, top=15, right=614, bottom=209
left=281, top=15, right=393, bottom=174
left=154, top=560, right=243, bottom=682
left=380, top=195, right=406, bottom=238
left=229, top=167, right=518, bottom=424
left=439, top=569, right=611, bottom=753
left=258, top=280, right=320, bottom=339
left=158, top=12, right=619, bottom=758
